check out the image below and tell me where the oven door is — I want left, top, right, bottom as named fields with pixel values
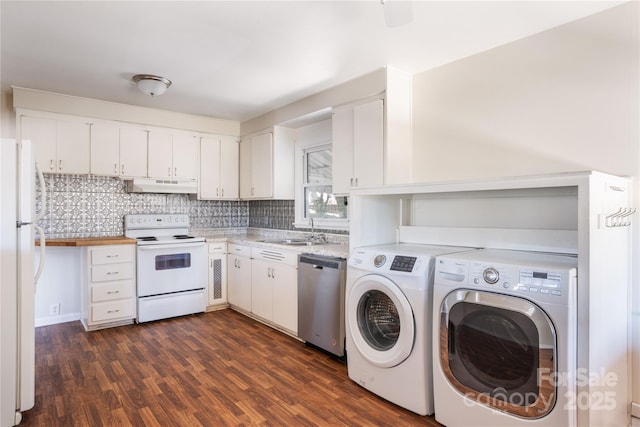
left=438, top=289, right=557, bottom=419
left=137, top=242, right=207, bottom=297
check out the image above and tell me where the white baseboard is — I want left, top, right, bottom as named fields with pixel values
left=35, top=312, right=81, bottom=327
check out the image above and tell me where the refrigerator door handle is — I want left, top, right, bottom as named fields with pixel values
left=33, top=224, right=45, bottom=287
left=34, top=161, right=46, bottom=222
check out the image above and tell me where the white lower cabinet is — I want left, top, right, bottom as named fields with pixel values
left=227, top=244, right=252, bottom=312
left=80, top=245, right=136, bottom=331
left=207, top=242, right=228, bottom=309
left=250, top=247, right=298, bottom=334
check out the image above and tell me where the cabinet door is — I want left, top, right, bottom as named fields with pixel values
left=172, top=134, right=199, bottom=180
left=90, top=123, right=120, bottom=176
left=272, top=264, right=298, bottom=333
left=57, top=120, right=90, bottom=174
left=353, top=99, right=383, bottom=188
left=147, top=131, right=173, bottom=178
left=119, top=128, right=148, bottom=178
left=251, top=259, right=273, bottom=320
left=250, top=132, right=273, bottom=198
left=200, top=136, right=221, bottom=199
left=227, top=255, right=251, bottom=312
left=219, top=135, right=239, bottom=199
left=21, top=116, right=57, bottom=173
left=208, top=253, right=227, bottom=307
left=239, top=137, right=253, bottom=199
left=331, top=108, right=354, bottom=195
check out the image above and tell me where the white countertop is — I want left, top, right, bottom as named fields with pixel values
left=193, top=228, right=349, bottom=259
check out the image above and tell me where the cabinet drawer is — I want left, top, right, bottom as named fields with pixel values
left=90, top=246, right=134, bottom=265
left=228, top=244, right=251, bottom=257
left=91, top=263, right=134, bottom=282
left=252, top=247, right=297, bottom=266
left=91, top=299, right=135, bottom=323
left=208, top=242, right=227, bottom=253
left=91, top=280, right=134, bottom=303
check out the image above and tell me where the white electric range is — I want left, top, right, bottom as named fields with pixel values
left=124, top=214, right=207, bottom=323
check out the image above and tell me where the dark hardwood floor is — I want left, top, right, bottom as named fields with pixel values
left=21, top=309, right=442, bottom=426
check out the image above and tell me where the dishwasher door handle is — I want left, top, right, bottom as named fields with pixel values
left=313, top=265, right=324, bottom=270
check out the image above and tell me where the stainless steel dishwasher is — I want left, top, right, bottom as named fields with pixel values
left=298, top=254, right=347, bottom=358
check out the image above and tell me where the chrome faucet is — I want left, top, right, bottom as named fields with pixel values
left=309, top=218, right=315, bottom=241
left=309, top=218, right=327, bottom=244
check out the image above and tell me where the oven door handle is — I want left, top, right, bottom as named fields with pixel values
left=138, top=242, right=206, bottom=251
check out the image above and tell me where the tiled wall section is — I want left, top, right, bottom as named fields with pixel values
left=248, top=200, right=348, bottom=234
left=248, top=200, right=296, bottom=230
left=37, top=174, right=347, bottom=238
left=37, top=174, right=251, bottom=238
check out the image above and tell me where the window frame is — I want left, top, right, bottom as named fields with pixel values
left=294, top=141, right=349, bottom=231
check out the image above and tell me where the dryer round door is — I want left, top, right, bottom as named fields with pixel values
left=438, top=289, right=557, bottom=418
left=347, top=274, right=415, bottom=368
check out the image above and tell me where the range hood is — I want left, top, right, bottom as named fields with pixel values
left=126, top=177, right=197, bottom=194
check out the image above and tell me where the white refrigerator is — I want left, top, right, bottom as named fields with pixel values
left=0, top=139, right=46, bottom=426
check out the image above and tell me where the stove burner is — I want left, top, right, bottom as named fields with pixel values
left=137, top=236, right=158, bottom=242
left=173, top=235, right=195, bottom=240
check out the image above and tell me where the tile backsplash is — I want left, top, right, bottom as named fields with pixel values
left=36, top=174, right=347, bottom=239
left=248, top=200, right=296, bottom=230
left=37, top=174, right=253, bottom=238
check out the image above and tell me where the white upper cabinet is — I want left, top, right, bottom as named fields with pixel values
left=90, top=124, right=147, bottom=178
left=332, top=99, right=384, bottom=195
left=331, top=67, right=412, bottom=195
left=200, top=135, right=239, bottom=200
left=118, top=128, right=148, bottom=178
left=148, top=130, right=199, bottom=180
left=249, top=132, right=273, bottom=198
left=239, top=126, right=295, bottom=200
left=147, top=130, right=173, bottom=178
left=21, top=115, right=90, bottom=174
left=172, top=133, right=199, bottom=180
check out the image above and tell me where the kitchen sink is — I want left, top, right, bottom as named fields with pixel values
left=260, top=239, right=325, bottom=246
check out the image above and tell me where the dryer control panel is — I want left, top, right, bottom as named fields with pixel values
left=435, top=249, right=577, bottom=305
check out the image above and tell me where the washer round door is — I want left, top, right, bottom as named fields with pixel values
left=347, top=274, right=415, bottom=368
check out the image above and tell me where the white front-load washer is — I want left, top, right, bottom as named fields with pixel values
left=346, top=243, right=475, bottom=416
left=432, top=249, right=578, bottom=426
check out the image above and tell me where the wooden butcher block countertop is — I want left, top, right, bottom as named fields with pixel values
left=37, top=236, right=137, bottom=246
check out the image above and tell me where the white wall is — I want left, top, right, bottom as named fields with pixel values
left=412, top=0, right=640, bottom=409
left=33, top=248, right=81, bottom=326
left=412, top=2, right=638, bottom=182
left=1, top=91, right=16, bottom=139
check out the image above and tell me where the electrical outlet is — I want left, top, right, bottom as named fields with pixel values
left=49, top=303, right=60, bottom=316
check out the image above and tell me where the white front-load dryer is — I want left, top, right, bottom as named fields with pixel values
left=432, top=249, right=578, bottom=426
left=345, top=243, right=475, bottom=416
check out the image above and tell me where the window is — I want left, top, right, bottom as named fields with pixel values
left=296, top=143, right=348, bottom=230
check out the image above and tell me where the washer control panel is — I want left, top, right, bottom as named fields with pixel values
left=349, top=250, right=430, bottom=276
left=390, top=255, right=417, bottom=272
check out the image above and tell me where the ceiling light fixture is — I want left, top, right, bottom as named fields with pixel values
left=132, top=74, right=172, bottom=96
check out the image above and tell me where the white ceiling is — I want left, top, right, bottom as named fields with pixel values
left=0, top=1, right=623, bottom=122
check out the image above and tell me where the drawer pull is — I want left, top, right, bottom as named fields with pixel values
left=106, top=254, right=119, bottom=258
left=106, top=309, right=120, bottom=314
left=106, top=290, right=120, bottom=294
left=106, top=271, right=119, bottom=275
